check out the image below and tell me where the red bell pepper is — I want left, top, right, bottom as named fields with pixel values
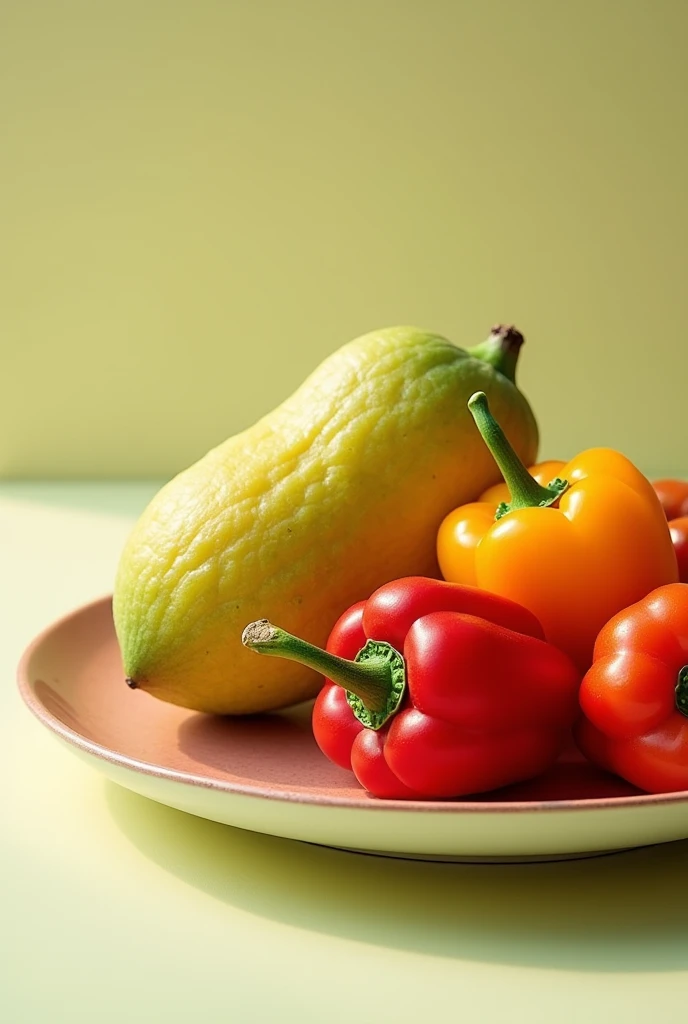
left=668, top=517, right=688, bottom=583
left=242, top=577, right=582, bottom=799
left=575, top=583, right=688, bottom=793
left=652, top=479, right=688, bottom=520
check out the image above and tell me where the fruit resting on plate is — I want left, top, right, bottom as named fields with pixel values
left=113, top=324, right=538, bottom=714
left=437, top=392, right=679, bottom=672
left=242, top=576, right=581, bottom=799
left=576, top=583, right=688, bottom=793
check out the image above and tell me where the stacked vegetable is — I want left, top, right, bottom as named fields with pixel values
left=242, top=577, right=581, bottom=799
left=243, top=361, right=687, bottom=800
left=114, top=321, right=688, bottom=801
left=653, top=479, right=688, bottom=583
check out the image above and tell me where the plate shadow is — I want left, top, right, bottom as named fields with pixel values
left=105, top=780, right=688, bottom=972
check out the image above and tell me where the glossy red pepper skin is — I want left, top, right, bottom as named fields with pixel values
left=668, top=518, right=688, bottom=583
left=312, top=577, right=581, bottom=799
left=575, top=583, right=688, bottom=793
left=653, top=479, right=688, bottom=520
left=312, top=600, right=368, bottom=774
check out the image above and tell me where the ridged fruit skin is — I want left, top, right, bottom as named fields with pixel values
left=113, top=326, right=538, bottom=714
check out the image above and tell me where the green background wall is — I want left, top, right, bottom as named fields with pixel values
left=1, top=0, right=686, bottom=478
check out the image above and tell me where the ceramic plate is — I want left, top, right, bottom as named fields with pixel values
left=17, top=597, right=688, bottom=862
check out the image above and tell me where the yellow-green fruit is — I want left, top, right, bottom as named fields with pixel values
left=113, top=325, right=538, bottom=714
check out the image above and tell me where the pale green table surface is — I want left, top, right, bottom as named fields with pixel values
left=3, top=482, right=688, bottom=1023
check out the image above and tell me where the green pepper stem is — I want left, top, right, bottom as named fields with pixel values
left=675, top=666, right=688, bottom=717
left=468, top=391, right=569, bottom=518
left=241, top=619, right=406, bottom=729
left=467, top=324, right=524, bottom=384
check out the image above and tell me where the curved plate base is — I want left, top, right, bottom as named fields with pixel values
left=16, top=597, right=688, bottom=862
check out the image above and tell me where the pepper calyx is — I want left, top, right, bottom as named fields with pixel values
left=495, top=476, right=570, bottom=520
left=675, top=665, right=688, bottom=717
left=347, top=640, right=406, bottom=729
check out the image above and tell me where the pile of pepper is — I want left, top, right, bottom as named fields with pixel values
left=243, top=382, right=688, bottom=800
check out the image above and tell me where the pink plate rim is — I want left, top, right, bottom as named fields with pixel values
left=16, top=595, right=688, bottom=816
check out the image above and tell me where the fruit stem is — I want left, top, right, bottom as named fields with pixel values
left=468, top=324, right=525, bottom=383
left=241, top=619, right=406, bottom=729
left=468, top=391, right=569, bottom=519
left=675, top=666, right=688, bottom=717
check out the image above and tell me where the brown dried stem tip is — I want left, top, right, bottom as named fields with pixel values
left=490, top=324, right=524, bottom=354
left=467, top=324, right=526, bottom=383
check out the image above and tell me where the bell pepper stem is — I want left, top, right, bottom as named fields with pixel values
left=468, top=391, right=569, bottom=519
left=675, top=666, right=688, bottom=717
left=467, top=324, right=524, bottom=384
left=241, top=619, right=406, bottom=730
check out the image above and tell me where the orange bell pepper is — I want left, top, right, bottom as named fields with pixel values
left=437, top=392, right=679, bottom=672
